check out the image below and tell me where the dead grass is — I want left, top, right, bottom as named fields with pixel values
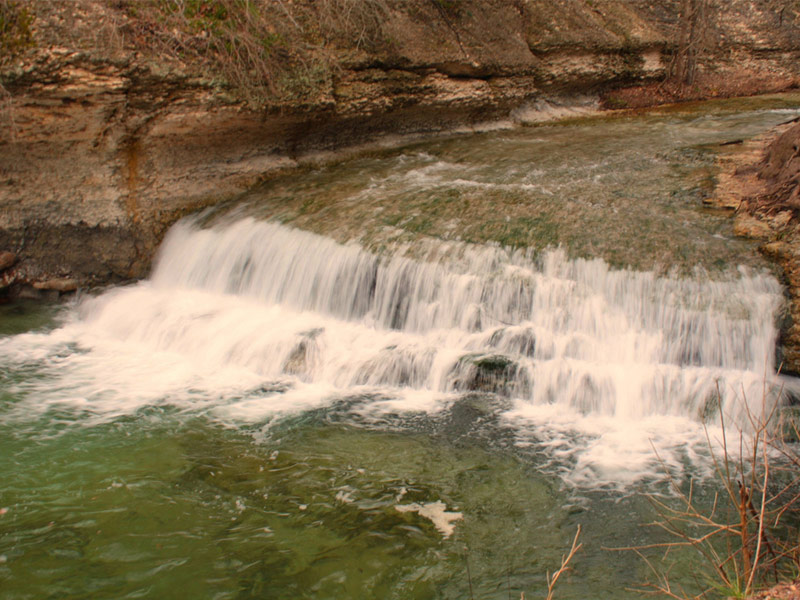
left=114, top=0, right=393, bottom=106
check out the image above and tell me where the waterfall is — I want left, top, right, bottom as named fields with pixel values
left=143, top=217, right=782, bottom=422
left=1, top=216, right=787, bottom=487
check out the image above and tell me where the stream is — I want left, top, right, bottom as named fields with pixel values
left=3, top=94, right=800, bottom=599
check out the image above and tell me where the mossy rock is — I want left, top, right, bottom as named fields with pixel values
left=473, top=355, right=515, bottom=374
left=448, top=354, right=531, bottom=398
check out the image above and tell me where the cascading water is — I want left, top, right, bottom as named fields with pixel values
left=3, top=215, right=785, bottom=487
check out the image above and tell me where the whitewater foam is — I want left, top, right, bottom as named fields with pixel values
left=0, top=217, right=790, bottom=489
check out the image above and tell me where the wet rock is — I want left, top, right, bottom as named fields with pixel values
left=761, top=240, right=790, bottom=260
left=282, top=329, right=322, bottom=378
left=488, top=327, right=537, bottom=357
left=441, top=394, right=510, bottom=440
left=699, top=393, right=720, bottom=423
left=449, top=354, right=531, bottom=398
left=0, top=266, right=19, bottom=290
left=733, top=214, right=774, bottom=239
left=283, top=340, right=311, bottom=376
left=0, top=251, right=15, bottom=271
left=33, top=278, right=79, bottom=293
left=354, top=344, right=435, bottom=388
left=772, top=405, right=800, bottom=444
left=722, top=122, right=800, bottom=373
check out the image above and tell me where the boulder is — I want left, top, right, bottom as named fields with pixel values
left=449, top=353, right=531, bottom=398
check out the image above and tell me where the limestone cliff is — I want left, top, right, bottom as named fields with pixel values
left=0, top=0, right=798, bottom=297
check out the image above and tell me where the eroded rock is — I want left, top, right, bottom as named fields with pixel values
left=1, top=0, right=799, bottom=301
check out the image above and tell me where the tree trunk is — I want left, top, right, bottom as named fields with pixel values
left=671, top=0, right=708, bottom=87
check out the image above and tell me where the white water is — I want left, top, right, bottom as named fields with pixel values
left=0, top=217, right=789, bottom=488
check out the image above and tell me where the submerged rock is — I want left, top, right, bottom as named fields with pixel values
left=439, top=394, right=512, bottom=441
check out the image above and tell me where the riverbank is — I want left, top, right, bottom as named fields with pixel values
left=1, top=0, right=799, bottom=300
left=707, top=116, right=800, bottom=373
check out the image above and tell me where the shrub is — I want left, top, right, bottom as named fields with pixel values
left=622, top=388, right=800, bottom=599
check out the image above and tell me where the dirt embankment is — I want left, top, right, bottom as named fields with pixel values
left=0, top=0, right=798, bottom=301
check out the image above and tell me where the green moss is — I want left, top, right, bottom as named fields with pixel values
left=403, top=215, right=434, bottom=235
left=473, top=355, right=514, bottom=373
left=473, top=215, right=560, bottom=250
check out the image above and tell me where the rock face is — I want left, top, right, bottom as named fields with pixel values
left=0, top=0, right=799, bottom=294
left=743, top=122, right=800, bottom=373
left=712, top=120, right=800, bottom=372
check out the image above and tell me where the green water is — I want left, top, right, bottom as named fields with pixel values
left=3, top=94, right=800, bottom=599
left=0, top=301, right=61, bottom=337
left=1, top=390, right=696, bottom=599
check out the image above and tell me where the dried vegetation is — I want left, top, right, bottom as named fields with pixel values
left=116, top=0, right=394, bottom=105
left=618, top=391, right=800, bottom=599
